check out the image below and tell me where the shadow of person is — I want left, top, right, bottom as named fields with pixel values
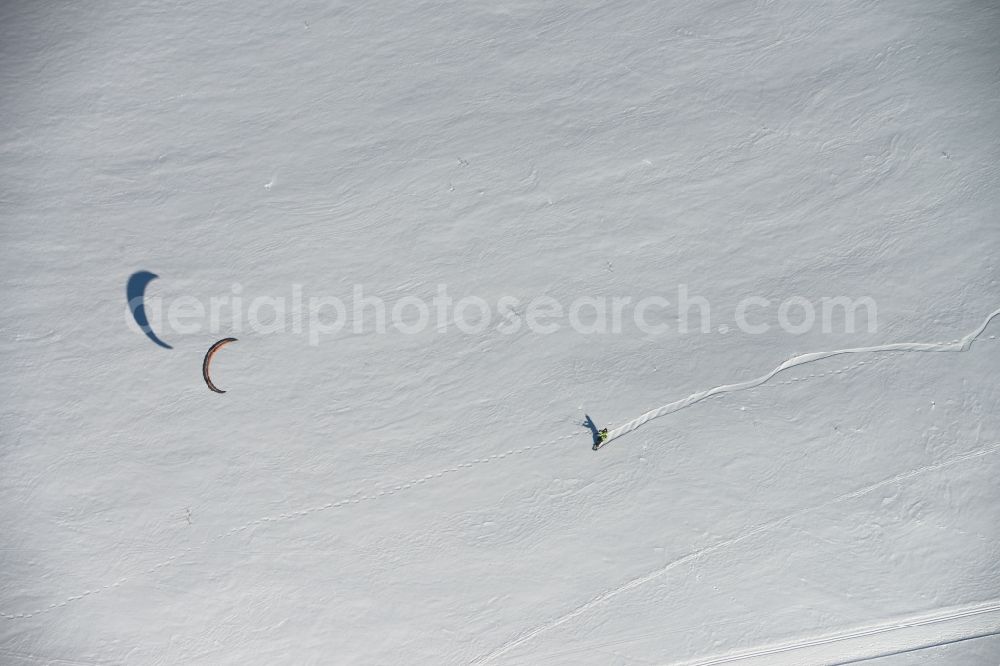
left=582, top=414, right=602, bottom=449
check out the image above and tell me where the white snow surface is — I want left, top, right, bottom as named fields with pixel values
left=2, top=1, right=999, bottom=664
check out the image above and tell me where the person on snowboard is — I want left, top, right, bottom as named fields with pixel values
left=583, top=414, right=609, bottom=450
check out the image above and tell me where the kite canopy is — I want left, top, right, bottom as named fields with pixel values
left=202, top=337, right=237, bottom=393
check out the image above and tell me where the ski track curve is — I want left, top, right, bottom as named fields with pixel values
left=596, top=307, right=1000, bottom=450
left=472, top=442, right=1000, bottom=665
left=1, top=321, right=996, bottom=622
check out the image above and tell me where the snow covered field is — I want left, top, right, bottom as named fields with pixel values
left=2, top=0, right=999, bottom=663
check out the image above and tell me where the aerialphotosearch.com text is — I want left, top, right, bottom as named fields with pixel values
left=128, top=283, right=878, bottom=345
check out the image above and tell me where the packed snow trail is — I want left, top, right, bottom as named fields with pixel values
left=595, top=307, right=1000, bottom=450
left=665, top=598, right=1000, bottom=666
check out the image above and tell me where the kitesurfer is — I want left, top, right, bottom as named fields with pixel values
left=583, top=414, right=608, bottom=450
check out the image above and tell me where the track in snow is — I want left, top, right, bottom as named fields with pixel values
left=666, top=598, right=1000, bottom=666
left=595, top=307, right=1000, bottom=449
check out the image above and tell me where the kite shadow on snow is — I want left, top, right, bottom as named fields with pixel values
left=127, top=270, right=172, bottom=349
